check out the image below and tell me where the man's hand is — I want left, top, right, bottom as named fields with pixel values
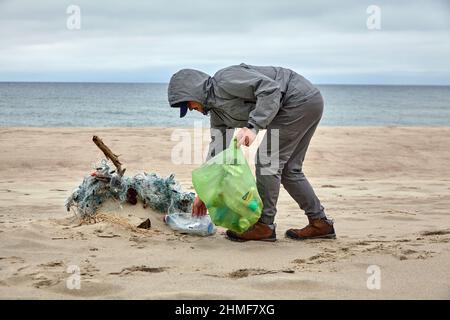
left=236, top=127, right=257, bottom=147
left=192, top=196, right=207, bottom=216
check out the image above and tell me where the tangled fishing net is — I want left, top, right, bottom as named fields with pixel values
left=65, top=159, right=195, bottom=219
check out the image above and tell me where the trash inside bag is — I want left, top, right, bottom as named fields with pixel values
left=192, top=138, right=263, bottom=233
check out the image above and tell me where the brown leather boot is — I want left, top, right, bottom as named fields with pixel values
left=226, top=222, right=276, bottom=242
left=286, top=218, right=336, bottom=240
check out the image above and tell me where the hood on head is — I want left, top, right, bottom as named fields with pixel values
left=168, top=69, right=211, bottom=108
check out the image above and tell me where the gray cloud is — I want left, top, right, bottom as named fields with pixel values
left=0, top=0, right=449, bottom=84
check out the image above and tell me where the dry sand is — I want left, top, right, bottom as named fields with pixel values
left=0, top=126, right=449, bottom=299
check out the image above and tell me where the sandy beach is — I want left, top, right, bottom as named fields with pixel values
left=0, top=126, right=449, bottom=299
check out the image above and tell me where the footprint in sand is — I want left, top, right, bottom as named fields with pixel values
left=394, top=248, right=435, bottom=261
left=421, top=229, right=450, bottom=236
left=33, top=277, right=60, bottom=289
left=39, top=260, right=64, bottom=268
left=12, top=260, right=67, bottom=289
left=109, top=265, right=168, bottom=276
left=79, top=259, right=100, bottom=278
left=3, top=271, right=63, bottom=289
left=227, top=268, right=294, bottom=279
left=306, top=253, right=336, bottom=264
left=420, top=229, right=450, bottom=244
left=0, top=256, right=25, bottom=264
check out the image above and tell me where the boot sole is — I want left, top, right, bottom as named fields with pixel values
left=225, top=235, right=277, bottom=242
left=286, top=233, right=337, bottom=241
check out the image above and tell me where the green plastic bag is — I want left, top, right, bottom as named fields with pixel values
left=192, top=138, right=263, bottom=233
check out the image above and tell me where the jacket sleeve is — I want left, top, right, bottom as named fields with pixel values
left=206, top=111, right=234, bottom=161
left=216, top=66, right=282, bottom=130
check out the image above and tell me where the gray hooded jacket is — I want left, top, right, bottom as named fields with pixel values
left=168, top=63, right=319, bottom=160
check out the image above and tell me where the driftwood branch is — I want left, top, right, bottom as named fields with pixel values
left=92, top=135, right=126, bottom=176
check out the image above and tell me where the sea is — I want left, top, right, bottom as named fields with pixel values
left=0, top=82, right=449, bottom=127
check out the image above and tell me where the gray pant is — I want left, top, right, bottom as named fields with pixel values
left=256, top=91, right=326, bottom=225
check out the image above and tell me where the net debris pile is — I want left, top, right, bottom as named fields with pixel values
left=65, top=159, right=195, bottom=219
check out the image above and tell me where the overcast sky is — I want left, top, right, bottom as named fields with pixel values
left=0, top=0, right=449, bottom=84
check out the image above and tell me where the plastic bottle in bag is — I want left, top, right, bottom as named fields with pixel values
left=192, top=138, right=262, bottom=233
left=164, top=212, right=216, bottom=236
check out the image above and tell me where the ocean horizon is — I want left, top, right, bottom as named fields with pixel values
left=1, top=82, right=449, bottom=127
